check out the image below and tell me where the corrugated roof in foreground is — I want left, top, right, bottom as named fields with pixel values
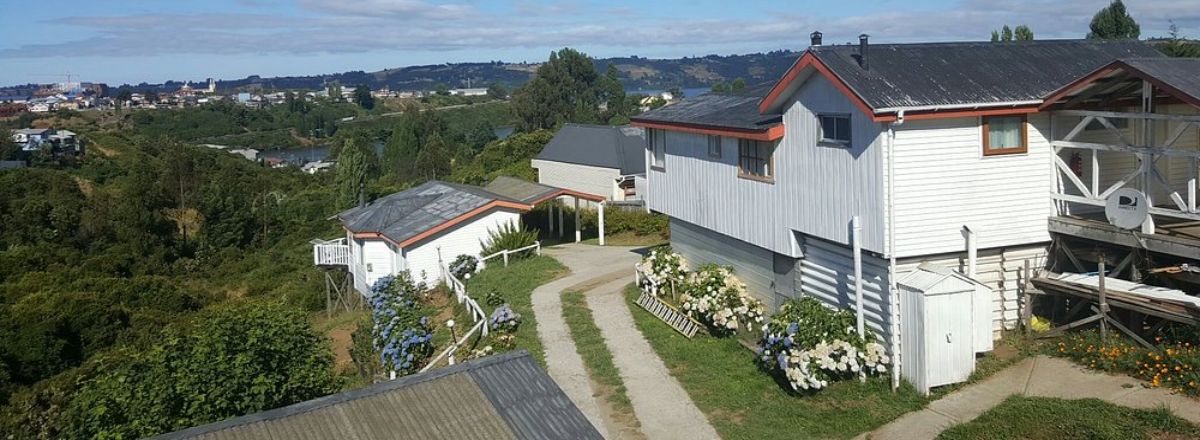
left=337, top=180, right=522, bottom=245
left=534, top=123, right=646, bottom=174
left=150, top=350, right=602, bottom=440
left=811, top=39, right=1164, bottom=110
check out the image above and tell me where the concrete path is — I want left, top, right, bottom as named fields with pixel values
left=861, top=355, right=1200, bottom=440
left=534, top=244, right=645, bottom=439
left=587, top=277, right=722, bottom=440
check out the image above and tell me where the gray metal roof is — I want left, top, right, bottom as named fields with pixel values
left=534, top=124, right=646, bottom=174
left=1119, top=57, right=1200, bottom=104
left=809, top=39, right=1164, bottom=110
left=632, top=82, right=782, bottom=131
left=150, top=350, right=602, bottom=440
left=338, top=180, right=523, bottom=245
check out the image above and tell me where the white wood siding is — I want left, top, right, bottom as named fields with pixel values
left=361, top=240, right=395, bottom=290
left=890, top=115, right=1053, bottom=258
left=670, top=217, right=776, bottom=306
left=404, top=210, right=521, bottom=286
left=897, top=244, right=1046, bottom=338
left=647, top=73, right=885, bottom=256
left=798, top=237, right=894, bottom=347
left=532, top=159, right=620, bottom=200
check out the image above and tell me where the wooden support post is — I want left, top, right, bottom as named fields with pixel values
left=548, top=204, right=555, bottom=235
left=598, top=201, right=606, bottom=246
left=558, top=203, right=565, bottom=238
left=1099, top=254, right=1108, bottom=343
left=574, top=197, right=581, bottom=243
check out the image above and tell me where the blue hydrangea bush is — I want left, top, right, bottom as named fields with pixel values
left=757, top=298, right=889, bottom=392
left=369, top=271, right=434, bottom=375
left=489, top=304, right=522, bottom=333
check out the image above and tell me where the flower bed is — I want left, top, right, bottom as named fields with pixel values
left=636, top=247, right=688, bottom=296
left=679, top=264, right=765, bottom=336
left=757, top=298, right=889, bottom=392
left=1054, top=330, right=1200, bottom=395
left=368, top=271, right=435, bottom=376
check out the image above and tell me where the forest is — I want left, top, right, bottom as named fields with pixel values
left=0, top=47, right=651, bottom=439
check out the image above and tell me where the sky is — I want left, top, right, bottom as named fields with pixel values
left=1, top=0, right=1198, bottom=86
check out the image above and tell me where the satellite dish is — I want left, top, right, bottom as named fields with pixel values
left=1105, top=188, right=1149, bottom=230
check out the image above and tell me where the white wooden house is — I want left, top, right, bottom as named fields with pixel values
left=313, top=178, right=608, bottom=294
left=531, top=124, right=647, bottom=204
left=631, top=34, right=1185, bottom=389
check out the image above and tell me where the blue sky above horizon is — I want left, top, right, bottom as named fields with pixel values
left=1, top=0, right=1197, bottom=86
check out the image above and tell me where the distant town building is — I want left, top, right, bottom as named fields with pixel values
left=301, top=160, right=335, bottom=174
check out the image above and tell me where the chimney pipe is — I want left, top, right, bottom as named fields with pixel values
left=810, top=31, right=823, bottom=47
left=858, top=33, right=869, bottom=70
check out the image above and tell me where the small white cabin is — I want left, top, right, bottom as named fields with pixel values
left=532, top=124, right=647, bottom=204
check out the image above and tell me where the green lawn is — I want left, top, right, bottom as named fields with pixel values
left=938, top=396, right=1200, bottom=440
left=465, top=256, right=567, bottom=366
left=562, top=291, right=638, bottom=421
left=625, top=285, right=928, bottom=440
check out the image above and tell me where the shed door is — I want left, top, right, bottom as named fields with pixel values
left=924, top=293, right=974, bottom=388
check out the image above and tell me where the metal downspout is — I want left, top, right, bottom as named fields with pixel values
left=887, top=110, right=904, bottom=391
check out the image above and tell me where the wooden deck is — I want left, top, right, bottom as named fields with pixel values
left=1048, top=215, right=1200, bottom=260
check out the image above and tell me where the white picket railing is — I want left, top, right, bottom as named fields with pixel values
left=311, top=238, right=351, bottom=266
left=480, top=241, right=541, bottom=267
left=418, top=262, right=490, bottom=373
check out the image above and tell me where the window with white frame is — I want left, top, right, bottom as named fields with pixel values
left=707, top=135, right=722, bottom=158
left=819, top=114, right=851, bottom=145
left=649, top=129, right=666, bottom=169
left=738, top=139, right=774, bottom=181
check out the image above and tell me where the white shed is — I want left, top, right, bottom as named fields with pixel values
left=898, top=264, right=993, bottom=395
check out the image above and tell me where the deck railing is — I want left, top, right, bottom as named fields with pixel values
left=480, top=241, right=541, bottom=267
left=312, top=238, right=351, bottom=266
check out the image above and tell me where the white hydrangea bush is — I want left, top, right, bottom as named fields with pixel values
left=757, top=298, right=890, bottom=392
left=636, top=247, right=688, bottom=296
left=679, top=264, right=765, bottom=336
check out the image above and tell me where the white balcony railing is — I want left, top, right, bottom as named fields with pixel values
left=311, top=238, right=351, bottom=266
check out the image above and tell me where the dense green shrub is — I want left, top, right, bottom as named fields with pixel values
left=480, top=222, right=538, bottom=259
left=757, top=298, right=888, bottom=392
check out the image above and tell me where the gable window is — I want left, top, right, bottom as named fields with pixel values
left=707, top=135, right=722, bottom=158
left=649, top=129, right=666, bottom=169
left=982, top=115, right=1028, bottom=156
left=819, top=114, right=851, bottom=145
left=738, top=139, right=775, bottom=182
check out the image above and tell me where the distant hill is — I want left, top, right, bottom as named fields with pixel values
left=96, top=49, right=803, bottom=96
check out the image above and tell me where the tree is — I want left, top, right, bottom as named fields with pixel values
left=992, top=24, right=1034, bottom=41
left=1158, top=21, right=1200, bottom=58
left=116, top=90, right=132, bottom=102
left=0, top=135, right=19, bottom=161
left=60, top=301, right=339, bottom=439
left=486, top=82, right=509, bottom=99
left=711, top=82, right=730, bottom=92
left=1088, top=0, right=1140, bottom=40
left=1002, top=25, right=1013, bottom=42
left=512, top=48, right=625, bottom=131
left=353, top=84, right=375, bottom=109
left=336, top=139, right=370, bottom=208
left=1014, top=25, right=1034, bottom=41
left=327, top=84, right=343, bottom=101
left=731, top=77, right=747, bottom=91
left=414, top=132, right=454, bottom=180
left=434, top=83, right=451, bottom=96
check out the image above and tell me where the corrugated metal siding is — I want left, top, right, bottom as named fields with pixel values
left=891, top=114, right=1054, bottom=258
left=471, top=354, right=604, bottom=440
left=532, top=159, right=620, bottom=200
left=897, top=244, right=1046, bottom=338
left=798, top=237, right=894, bottom=346
left=779, top=73, right=886, bottom=252
left=670, top=217, right=776, bottom=306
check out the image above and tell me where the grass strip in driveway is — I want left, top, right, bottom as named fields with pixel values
left=466, top=256, right=566, bottom=366
left=624, top=285, right=927, bottom=440
left=562, top=291, right=643, bottom=435
left=938, top=395, right=1200, bottom=440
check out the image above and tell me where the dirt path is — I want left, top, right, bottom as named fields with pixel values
left=586, top=278, right=721, bottom=440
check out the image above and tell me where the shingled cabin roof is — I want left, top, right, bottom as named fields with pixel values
left=337, top=180, right=527, bottom=247
left=534, top=124, right=647, bottom=174
left=150, top=351, right=603, bottom=440
left=804, top=39, right=1164, bottom=112
left=630, top=82, right=783, bottom=134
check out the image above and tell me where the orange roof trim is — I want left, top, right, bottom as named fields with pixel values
left=758, top=52, right=878, bottom=120
left=1040, top=60, right=1200, bottom=110
left=629, top=120, right=785, bottom=142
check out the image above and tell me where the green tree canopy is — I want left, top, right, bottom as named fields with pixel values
left=353, top=84, right=375, bottom=109
left=1088, top=0, right=1140, bottom=40
left=336, top=139, right=371, bottom=208
left=512, top=48, right=627, bottom=131
left=60, top=300, right=339, bottom=439
left=414, top=132, right=454, bottom=181
left=487, top=82, right=508, bottom=99
left=991, top=25, right=1033, bottom=41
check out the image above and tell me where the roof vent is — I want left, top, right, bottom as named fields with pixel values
left=858, top=33, right=869, bottom=70
left=810, top=31, right=823, bottom=47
